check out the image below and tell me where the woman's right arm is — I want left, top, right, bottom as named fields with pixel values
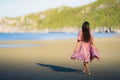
left=90, top=36, right=98, bottom=51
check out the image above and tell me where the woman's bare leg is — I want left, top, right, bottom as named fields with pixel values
left=83, top=61, right=86, bottom=73
left=85, top=62, right=91, bottom=75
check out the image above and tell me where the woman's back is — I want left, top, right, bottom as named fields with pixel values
left=78, top=30, right=93, bottom=44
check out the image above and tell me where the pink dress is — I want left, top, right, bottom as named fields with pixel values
left=71, top=30, right=101, bottom=62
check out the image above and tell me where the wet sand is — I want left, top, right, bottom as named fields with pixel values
left=0, top=37, right=120, bottom=80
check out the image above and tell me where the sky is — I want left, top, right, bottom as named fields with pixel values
left=0, top=0, right=97, bottom=18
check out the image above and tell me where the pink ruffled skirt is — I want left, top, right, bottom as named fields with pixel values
left=71, top=42, right=101, bottom=62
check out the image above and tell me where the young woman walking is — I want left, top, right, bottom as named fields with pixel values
left=71, top=21, right=101, bottom=75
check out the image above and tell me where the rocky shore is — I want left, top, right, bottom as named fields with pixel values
left=0, top=25, right=119, bottom=33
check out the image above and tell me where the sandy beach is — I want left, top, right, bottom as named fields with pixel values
left=0, top=37, right=120, bottom=80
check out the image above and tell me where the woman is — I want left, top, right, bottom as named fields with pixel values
left=71, top=21, right=101, bottom=75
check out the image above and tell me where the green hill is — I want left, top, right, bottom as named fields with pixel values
left=2, top=0, right=120, bottom=31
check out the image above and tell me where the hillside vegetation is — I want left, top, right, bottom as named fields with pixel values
left=0, top=0, right=120, bottom=32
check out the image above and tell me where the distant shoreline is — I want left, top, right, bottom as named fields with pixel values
left=0, top=27, right=120, bottom=33
left=0, top=32, right=119, bottom=41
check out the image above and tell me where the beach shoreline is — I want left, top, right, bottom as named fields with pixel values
left=0, top=37, right=120, bottom=80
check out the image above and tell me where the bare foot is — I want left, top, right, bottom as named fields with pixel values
left=88, top=71, right=91, bottom=76
left=82, top=70, right=86, bottom=73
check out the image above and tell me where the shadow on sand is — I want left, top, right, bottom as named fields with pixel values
left=36, top=63, right=82, bottom=73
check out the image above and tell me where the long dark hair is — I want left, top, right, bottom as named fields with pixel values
left=82, top=21, right=91, bottom=42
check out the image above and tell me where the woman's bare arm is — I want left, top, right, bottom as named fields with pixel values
left=74, top=40, right=81, bottom=52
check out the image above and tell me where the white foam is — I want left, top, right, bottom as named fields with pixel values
left=0, top=44, right=41, bottom=48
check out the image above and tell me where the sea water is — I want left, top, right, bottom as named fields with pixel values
left=0, top=32, right=119, bottom=41
left=0, top=32, right=119, bottom=48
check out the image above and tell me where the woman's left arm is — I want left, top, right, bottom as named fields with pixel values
left=74, top=40, right=81, bottom=52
